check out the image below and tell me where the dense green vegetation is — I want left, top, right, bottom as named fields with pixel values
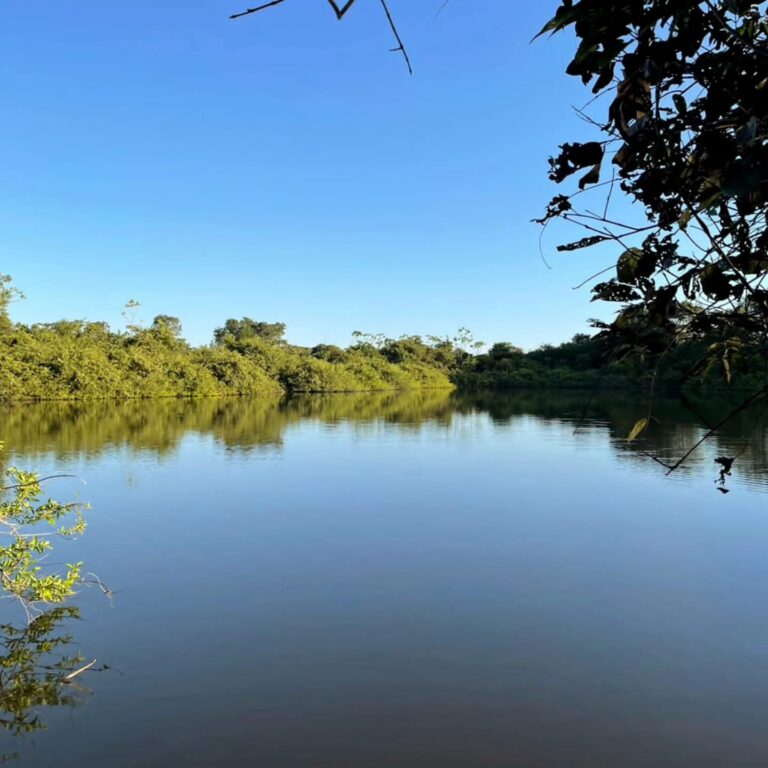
left=0, top=276, right=461, bottom=401
left=456, top=334, right=748, bottom=390
left=1, top=273, right=760, bottom=402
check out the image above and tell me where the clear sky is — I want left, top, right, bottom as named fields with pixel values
left=1, top=0, right=617, bottom=350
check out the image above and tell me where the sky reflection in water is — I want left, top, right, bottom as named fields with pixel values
left=2, top=390, right=768, bottom=767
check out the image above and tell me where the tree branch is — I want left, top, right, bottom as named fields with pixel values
left=230, top=0, right=288, bottom=21
left=327, top=0, right=358, bottom=19
left=1, top=475, right=78, bottom=493
left=380, top=0, right=412, bottom=74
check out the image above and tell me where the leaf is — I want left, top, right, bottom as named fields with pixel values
left=557, top=235, right=611, bottom=252
left=678, top=209, right=693, bottom=230
left=700, top=263, right=733, bottom=300
left=579, top=162, right=601, bottom=189
left=722, top=355, right=731, bottom=384
left=616, top=248, right=644, bottom=283
left=549, top=142, right=604, bottom=183
left=628, top=417, right=649, bottom=442
left=590, top=281, right=640, bottom=302
left=533, top=5, right=581, bottom=39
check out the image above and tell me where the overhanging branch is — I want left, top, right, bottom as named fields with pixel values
left=229, top=0, right=412, bottom=74
left=230, top=0, right=288, bottom=21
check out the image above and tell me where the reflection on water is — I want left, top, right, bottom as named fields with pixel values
left=1, top=390, right=768, bottom=767
left=2, top=389, right=767, bottom=488
left=0, top=390, right=455, bottom=458
left=0, top=608, right=89, bottom=760
left=455, top=389, right=768, bottom=489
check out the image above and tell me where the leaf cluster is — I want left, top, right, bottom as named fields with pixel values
left=539, top=0, right=768, bottom=380
left=0, top=468, right=86, bottom=615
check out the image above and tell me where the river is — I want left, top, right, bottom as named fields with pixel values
left=2, top=389, right=767, bottom=767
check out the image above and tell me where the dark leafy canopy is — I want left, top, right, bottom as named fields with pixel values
left=538, top=1, right=768, bottom=382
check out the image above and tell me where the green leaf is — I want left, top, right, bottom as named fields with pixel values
left=628, top=417, right=649, bottom=442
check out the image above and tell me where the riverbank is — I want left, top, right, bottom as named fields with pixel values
left=0, top=320, right=456, bottom=402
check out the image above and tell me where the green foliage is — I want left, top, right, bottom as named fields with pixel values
left=0, top=444, right=100, bottom=745
left=0, top=465, right=86, bottom=616
left=0, top=283, right=468, bottom=400
left=0, top=275, right=24, bottom=336
left=213, top=317, right=287, bottom=345
left=2, top=272, right=755, bottom=401
left=1, top=271, right=760, bottom=400
left=0, top=606, right=88, bottom=739
left=150, top=315, right=184, bottom=345
left=310, top=344, right=347, bottom=363
left=456, top=331, right=759, bottom=390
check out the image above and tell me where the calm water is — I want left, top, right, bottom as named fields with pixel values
left=2, top=389, right=768, bottom=767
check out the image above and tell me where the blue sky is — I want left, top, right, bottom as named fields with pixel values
left=1, top=1, right=618, bottom=349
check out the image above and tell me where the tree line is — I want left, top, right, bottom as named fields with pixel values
left=0, top=275, right=457, bottom=400
left=0, top=274, right=756, bottom=402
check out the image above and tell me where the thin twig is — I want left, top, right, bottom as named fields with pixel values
left=230, top=0, right=288, bottom=20
left=433, top=0, right=450, bottom=22
left=538, top=219, right=553, bottom=269
left=1, top=475, right=79, bottom=493
left=572, top=264, right=614, bottom=290
left=63, top=659, right=97, bottom=682
left=636, top=449, right=674, bottom=471
left=379, top=0, right=413, bottom=74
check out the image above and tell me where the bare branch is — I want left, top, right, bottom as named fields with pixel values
left=433, top=0, right=450, bottom=23
left=230, top=0, right=288, bottom=21
left=63, top=658, right=97, bottom=683
left=380, top=0, right=413, bottom=74
left=327, top=0, right=358, bottom=19
left=1, top=475, right=79, bottom=493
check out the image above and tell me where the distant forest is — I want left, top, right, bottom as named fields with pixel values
left=0, top=276, right=753, bottom=402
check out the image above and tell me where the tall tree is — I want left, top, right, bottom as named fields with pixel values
left=0, top=274, right=23, bottom=334
left=213, top=317, right=287, bottom=345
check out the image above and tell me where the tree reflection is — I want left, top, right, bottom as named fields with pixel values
left=1, top=606, right=96, bottom=761
left=1, top=389, right=766, bottom=486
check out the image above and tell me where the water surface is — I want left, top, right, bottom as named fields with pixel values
left=2, top=390, right=768, bottom=767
